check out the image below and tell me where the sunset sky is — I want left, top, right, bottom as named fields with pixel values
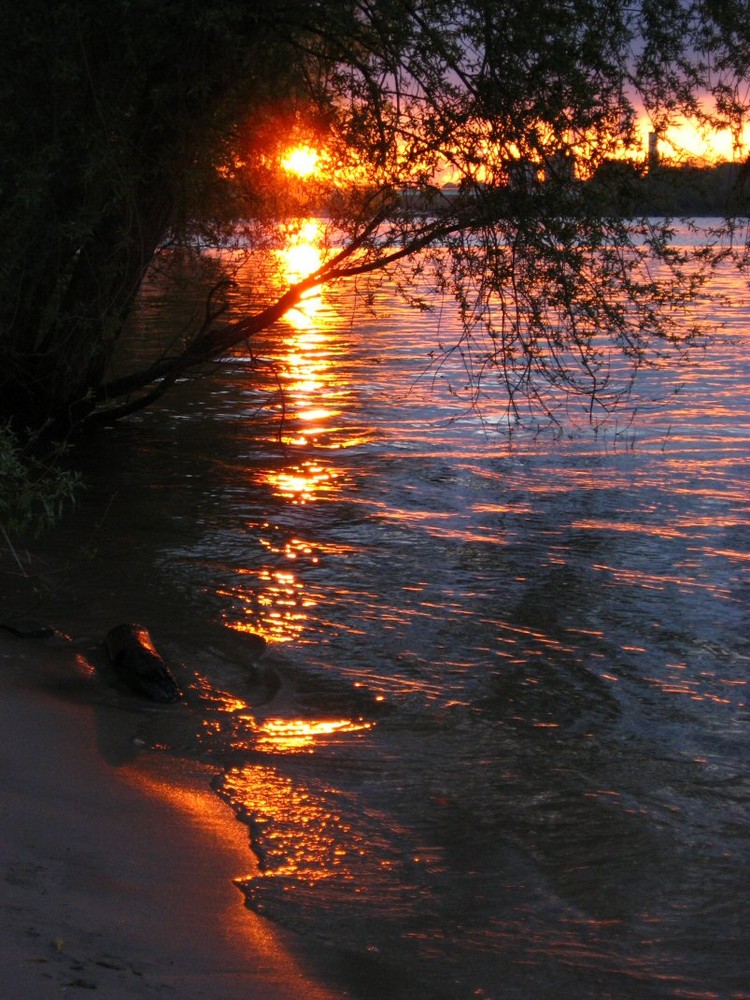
left=279, top=106, right=748, bottom=194
left=638, top=116, right=750, bottom=165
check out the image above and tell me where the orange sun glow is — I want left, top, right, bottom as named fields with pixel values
left=637, top=116, right=750, bottom=164
left=281, top=145, right=321, bottom=178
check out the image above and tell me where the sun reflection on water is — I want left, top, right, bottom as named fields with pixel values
left=241, top=716, right=375, bottom=754
left=221, top=217, right=367, bottom=643
left=218, top=566, right=312, bottom=644
left=277, top=220, right=324, bottom=330
left=266, top=461, right=341, bottom=504
left=266, top=220, right=356, bottom=457
left=217, top=716, right=377, bottom=889
left=222, top=520, right=359, bottom=645
left=222, top=765, right=352, bottom=881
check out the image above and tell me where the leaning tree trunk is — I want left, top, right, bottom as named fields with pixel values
left=0, top=202, right=168, bottom=436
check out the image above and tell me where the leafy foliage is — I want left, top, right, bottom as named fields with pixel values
left=0, top=425, right=80, bottom=537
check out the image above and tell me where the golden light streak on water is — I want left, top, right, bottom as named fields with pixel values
left=239, top=716, right=375, bottom=754
left=221, top=218, right=360, bottom=643
left=265, top=461, right=342, bottom=505
left=189, top=672, right=250, bottom=714
left=259, top=532, right=320, bottom=563
left=218, top=565, right=313, bottom=644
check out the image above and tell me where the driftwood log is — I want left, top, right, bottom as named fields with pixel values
left=105, top=623, right=181, bottom=703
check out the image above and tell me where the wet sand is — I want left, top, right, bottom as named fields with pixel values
left=0, top=622, right=341, bottom=1000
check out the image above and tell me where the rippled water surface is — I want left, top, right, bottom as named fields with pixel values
left=43, top=223, right=749, bottom=998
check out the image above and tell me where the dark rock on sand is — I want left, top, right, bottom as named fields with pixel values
left=105, top=623, right=181, bottom=703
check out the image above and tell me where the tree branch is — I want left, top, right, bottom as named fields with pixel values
left=89, top=204, right=461, bottom=425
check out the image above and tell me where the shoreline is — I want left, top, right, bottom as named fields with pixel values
left=0, top=627, right=343, bottom=1000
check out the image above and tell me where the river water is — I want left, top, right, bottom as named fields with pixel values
left=39, top=221, right=749, bottom=998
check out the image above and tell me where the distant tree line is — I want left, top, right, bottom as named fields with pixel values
left=589, top=160, right=750, bottom=217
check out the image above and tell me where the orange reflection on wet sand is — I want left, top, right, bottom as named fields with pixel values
left=119, top=761, right=340, bottom=999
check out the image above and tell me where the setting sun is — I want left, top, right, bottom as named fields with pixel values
left=281, top=145, right=320, bottom=178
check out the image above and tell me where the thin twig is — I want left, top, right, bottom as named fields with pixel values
left=1, top=523, right=27, bottom=576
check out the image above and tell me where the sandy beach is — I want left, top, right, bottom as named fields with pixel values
left=0, top=602, right=343, bottom=999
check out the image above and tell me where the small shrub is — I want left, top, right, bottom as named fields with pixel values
left=0, top=423, right=81, bottom=537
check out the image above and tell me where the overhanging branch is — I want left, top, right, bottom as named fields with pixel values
left=88, top=208, right=461, bottom=425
